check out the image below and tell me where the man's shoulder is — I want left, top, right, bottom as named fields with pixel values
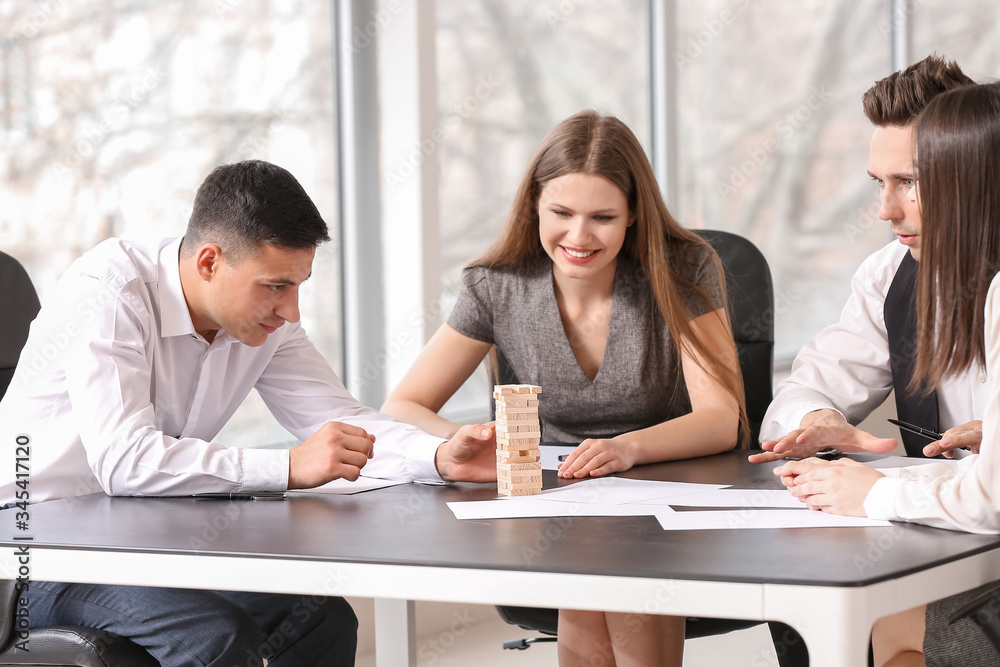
left=71, top=237, right=173, bottom=291
left=857, top=241, right=909, bottom=274
left=848, top=241, right=910, bottom=294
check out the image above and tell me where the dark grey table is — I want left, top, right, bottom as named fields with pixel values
left=4, top=451, right=1000, bottom=666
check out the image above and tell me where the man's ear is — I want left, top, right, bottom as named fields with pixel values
left=194, top=243, right=224, bottom=281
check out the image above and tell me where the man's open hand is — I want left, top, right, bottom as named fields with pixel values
left=750, top=409, right=897, bottom=463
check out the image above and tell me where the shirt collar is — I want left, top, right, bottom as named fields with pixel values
left=157, top=238, right=198, bottom=339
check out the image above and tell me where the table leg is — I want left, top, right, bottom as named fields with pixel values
left=764, top=585, right=873, bottom=667
left=374, top=598, right=416, bottom=667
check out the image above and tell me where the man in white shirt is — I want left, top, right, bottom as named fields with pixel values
left=0, top=160, right=496, bottom=666
left=753, top=55, right=986, bottom=464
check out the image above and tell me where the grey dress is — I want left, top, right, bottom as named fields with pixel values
left=447, top=246, right=725, bottom=443
left=923, top=582, right=1000, bottom=666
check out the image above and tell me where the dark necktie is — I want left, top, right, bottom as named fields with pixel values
left=884, top=251, right=939, bottom=457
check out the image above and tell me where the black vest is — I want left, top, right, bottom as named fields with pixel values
left=884, top=251, right=939, bottom=457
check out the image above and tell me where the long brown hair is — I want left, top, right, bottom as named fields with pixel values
left=476, top=110, right=749, bottom=447
left=911, top=83, right=1000, bottom=393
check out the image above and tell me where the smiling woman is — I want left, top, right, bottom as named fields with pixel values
left=382, top=109, right=748, bottom=667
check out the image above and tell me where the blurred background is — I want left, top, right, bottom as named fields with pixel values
left=2, top=0, right=998, bottom=446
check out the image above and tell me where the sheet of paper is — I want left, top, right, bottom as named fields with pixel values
left=539, top=444, right=574, bottom=471
left=448, top=497, right=672, bottom=520
left=868, top=455, right=963, bottom=469
left=640, top=488, right=806, bottom=509
left=535, top=477, right=729, bottom=505
left=655, top=509, right=893, bottom=530
left=297, top=477, right=408, bottom=495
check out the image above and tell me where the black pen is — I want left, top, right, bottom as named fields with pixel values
left=887, top=418, right=944, bottom=441
left=192, top=492, right=287, bottom=501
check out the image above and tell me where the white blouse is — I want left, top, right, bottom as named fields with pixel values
left=864, top=272, right=1000, bottom=534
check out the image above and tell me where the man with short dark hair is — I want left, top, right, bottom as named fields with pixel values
left=754, top=55, right=986, bottom=463
left=0, top=160, right=496, bottom=666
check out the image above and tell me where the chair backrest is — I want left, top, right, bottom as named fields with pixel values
left=487, top=230, right=774, bottom=444
left=0, top=251, right=41, bottom=401
left=693, top=229, right=774, bottom=444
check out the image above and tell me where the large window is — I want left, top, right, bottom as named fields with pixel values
left=912, top=0, right=1000, bottom=82
left=0, top=0, right=340, bottom=445
left=5, top=1, right=995, bottom=432
left=675, top=0, right=892, bottom=360
left=433, top=0, right=651, bottom=419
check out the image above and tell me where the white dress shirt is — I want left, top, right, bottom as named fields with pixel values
left=0, top=238, right=444, bottom=505
left=864, top=272, right=1000, bottom=534
left=760, top=241, right=989, bottom=442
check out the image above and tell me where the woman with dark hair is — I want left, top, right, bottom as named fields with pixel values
left=382, top=110, right=747, bottom=665
left=774, top=82, right=1000, bottom=666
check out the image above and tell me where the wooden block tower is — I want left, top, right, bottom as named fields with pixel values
left=494, top=384, right=543, bottom=496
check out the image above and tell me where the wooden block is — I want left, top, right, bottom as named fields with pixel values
left=496, top=441, right=540, bottom=453
left=497, top=435, right=541, bottom=448
left=498, top=478, right=543, bottom=490
left=497, top=462, right=541, bottom=475
left=495, top=412, right=537, bottom=422
left=498, top=469, right=541, bottom=479
left=496, top=444, right=540, bottom=455
left=497, top=462, right=542, bottom=472
left=496, top=451, right=540, bottom=463
left=496, top=427, right=537, bottom=438
left=493, top=399, right=539, bottom=408
left=498, top=486, right=541, bottom=497
left=496, top=412, right=541, bottom=431
left=495, top=422, right=537, bottom=435
left=493, top=384, right=543, bottom=396
left=498, top=474, right=542, bottom=486
left=497, top=432, right=540, bottom=442
left=494, top=404, right=539, bottom=414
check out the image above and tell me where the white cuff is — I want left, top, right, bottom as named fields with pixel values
left=863, top=476, right=906, bottom=521
left=240, top=448, right=290, bottom=492
left=405, top=435, right=448, bottom=485
left=760, top=402, right=845, bottom=442
left=787, top=403, right=847, bottom=430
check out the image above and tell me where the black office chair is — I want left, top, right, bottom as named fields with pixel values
left=0, top=251, right=159, bottom=666
left=0, top=251, right=40, bottom=400
left=496, top=230, right=810, bottom=665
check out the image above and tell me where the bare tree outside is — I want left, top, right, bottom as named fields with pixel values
left=0, top=0, right=340, bottom=445
left=3, top=0, right=996, bottom=427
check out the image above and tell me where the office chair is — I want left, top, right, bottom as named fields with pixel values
left=496, top=230, right=810, bottom=666
left=0, top=251, right=40, bottom=399
left=0, top=251, right=160, bottom=666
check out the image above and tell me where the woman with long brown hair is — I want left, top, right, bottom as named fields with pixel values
left=775, top=82, right=1000, bottom=666
left=383, top=110, right=747, bottom=665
